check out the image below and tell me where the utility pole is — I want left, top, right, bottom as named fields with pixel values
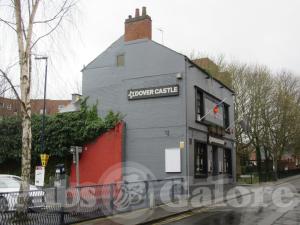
left=35, top=56, right=48, bottom=153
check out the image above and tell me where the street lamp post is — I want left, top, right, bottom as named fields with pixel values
left=35, top=56, right=48, bottom=153
left=70, top=146, right=82, bottom=186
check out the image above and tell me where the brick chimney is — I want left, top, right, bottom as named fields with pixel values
left=125, top=7, right=152, bottom=42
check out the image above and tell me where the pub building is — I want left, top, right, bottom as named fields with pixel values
left=82, top=7, right=235, bottom=187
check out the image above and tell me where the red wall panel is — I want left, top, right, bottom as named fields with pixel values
left=69, top=122, right=124, bottom=186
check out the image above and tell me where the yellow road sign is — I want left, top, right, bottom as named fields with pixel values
left=40, top=154, right=49, bottom=167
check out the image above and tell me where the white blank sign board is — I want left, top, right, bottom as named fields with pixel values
left=165, top=148, right=181, bottom=172
left=35, top=166, right=45, bottom=187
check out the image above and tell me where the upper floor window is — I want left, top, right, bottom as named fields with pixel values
left=58, top=105, right=64, bottom=110
left=195, top=86, right=230, bottom=128
left=116, top=54, right=125, bottom=67
left=224, top=104, right=230, bottom=129
left=195, top=88, right=204, bottom=122
left=40, top=109, right=47, bottom=115
left=7, top=104, right=12, bottom=110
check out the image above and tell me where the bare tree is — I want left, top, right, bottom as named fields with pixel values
left=0, top=76, right=7, bottom=96
left=0, top=0, right=76, bottom=213
left=264, top=72, right=299, bottom=179
left=190, top=51, right=300, bottom=181
left=229, top=62, right=299, bottom=181
left=225, top=62, right=274, bottom=180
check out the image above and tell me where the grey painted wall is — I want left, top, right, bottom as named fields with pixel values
left=83, top=37, right=187, bottom=180
left=185, top=62, right=236, bottom=183
left=82, top=36, right=236, bottom=182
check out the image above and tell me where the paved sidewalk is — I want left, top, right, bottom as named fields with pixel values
left=273, top=203, right=300, bottom=225
left=75, top=175, right=300, bottom=225
left=75, top=203, right=190, bottom=225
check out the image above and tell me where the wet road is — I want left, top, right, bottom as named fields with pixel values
left=155, top=178, right=300, bottom=225
left=158, top=209, right=244, bottom=225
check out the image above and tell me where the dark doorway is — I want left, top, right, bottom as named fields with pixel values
left=224, top=148, right=232, bottom=175
left=194, top=141, right=208, bottom=178
left=212, top=146, right=219, bottom=176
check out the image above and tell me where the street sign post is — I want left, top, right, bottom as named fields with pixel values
left=70, top=146, right=82, bottom=187
left=40, top=154, right=49, bottom=167
left=35, top=166, right=45, bottom=187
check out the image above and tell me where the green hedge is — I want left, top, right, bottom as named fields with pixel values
left=0, top=98, right=121, bottom=182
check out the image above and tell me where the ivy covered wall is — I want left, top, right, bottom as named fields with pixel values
left=0, top=99, right=121, bottom=185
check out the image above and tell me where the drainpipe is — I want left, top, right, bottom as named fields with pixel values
left=184, top=57, right=190, bottom=198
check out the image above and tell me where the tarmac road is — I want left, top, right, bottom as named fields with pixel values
left=153, top=178, right=300, bottom=225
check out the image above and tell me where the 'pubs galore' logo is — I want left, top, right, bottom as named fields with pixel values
left=128, top=85, right=179, bottom=100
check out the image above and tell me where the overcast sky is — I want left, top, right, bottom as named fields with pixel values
left=3, top=0, right=300, bottom=99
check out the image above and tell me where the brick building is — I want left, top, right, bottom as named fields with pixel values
left=0, top=97, right=71, bottom=117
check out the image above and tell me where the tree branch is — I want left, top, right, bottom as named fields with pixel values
left=30, top=10, right=65, bottom=49
left=14, top=0, right=25, bottom=54
left=21, top=17, right=27, bottom=41
left=0, top=17, right=17, bottom=32
left=0, top=85, right=20, bottom=96
left=30, top=0, right=76, bottom=49
left=33, top=0, right=68, bottom=24
left=0, top=68, right=27, bottom=113
left=25, top=0, right=40, bottom=52
left=27, top=0, right=31, bottom=20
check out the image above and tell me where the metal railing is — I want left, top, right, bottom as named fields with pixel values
left=277, top=168, right=300, bottom=179
left=238, top=168, right=300, bottom=184
left=0, top=177, right=184, bottom=225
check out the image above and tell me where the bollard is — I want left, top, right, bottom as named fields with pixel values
left=149, top=181, right=155, bottom=208
left=181, top=178, right=184, bottom=196
left=59, top=205, right=65, bottom=225
left=54, top=186, right=57, bottom=203
left=109, top=184, right=114, bottom=215
left=171, top=179, right=175, bottom=202
left=144, top=181, right=150, bottom=207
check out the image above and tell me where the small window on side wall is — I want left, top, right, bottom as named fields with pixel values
left=116, top=54, right=125, bottom=67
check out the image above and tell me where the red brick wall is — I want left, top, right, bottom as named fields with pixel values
left=125, top=18, right=152, bottom=42
left=31, top=99, right=70, bottom=115
left=0, top=97, right=70, bottom=117
left=69, top=122, right=124, bottom=186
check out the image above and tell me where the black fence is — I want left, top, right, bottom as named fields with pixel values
left=238, top=168, right=300, bottom=184
left=277, top=168, right=300, bottom=179
left=0, top=177, right=184, bottom=225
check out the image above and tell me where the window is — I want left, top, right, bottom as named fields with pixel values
left=58, top=105, right=64, bottom=110
left=0, top=180, right=7, bottom=188
left=0, top=102, right=4, bottom=108
left=195, top=88, right=204, bottom=122
left=0, top=178, right=20, bottom=188
left=224, top=149, right=232, bottom=175
left=40, top=109, right=47, bottom=114
left=116, top=54, right=125, bottom=67
left=6, top=104, right=12, bottom=110
left=224, top=104, right=230, bottom=129
left=194, top=141, right=207, bottom=178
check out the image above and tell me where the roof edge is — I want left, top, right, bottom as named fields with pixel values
left=185, top=57, right=235, bottom=94
left=81, top=36, right=124, bottom=72
left=150, top=40, right=235, bottom=93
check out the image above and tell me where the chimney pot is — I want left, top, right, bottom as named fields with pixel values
left=125, top=7, right=152, bottom=42
left=135, top=8, right=140, bottom=17
left=142, top=7, right=146, bottom=16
